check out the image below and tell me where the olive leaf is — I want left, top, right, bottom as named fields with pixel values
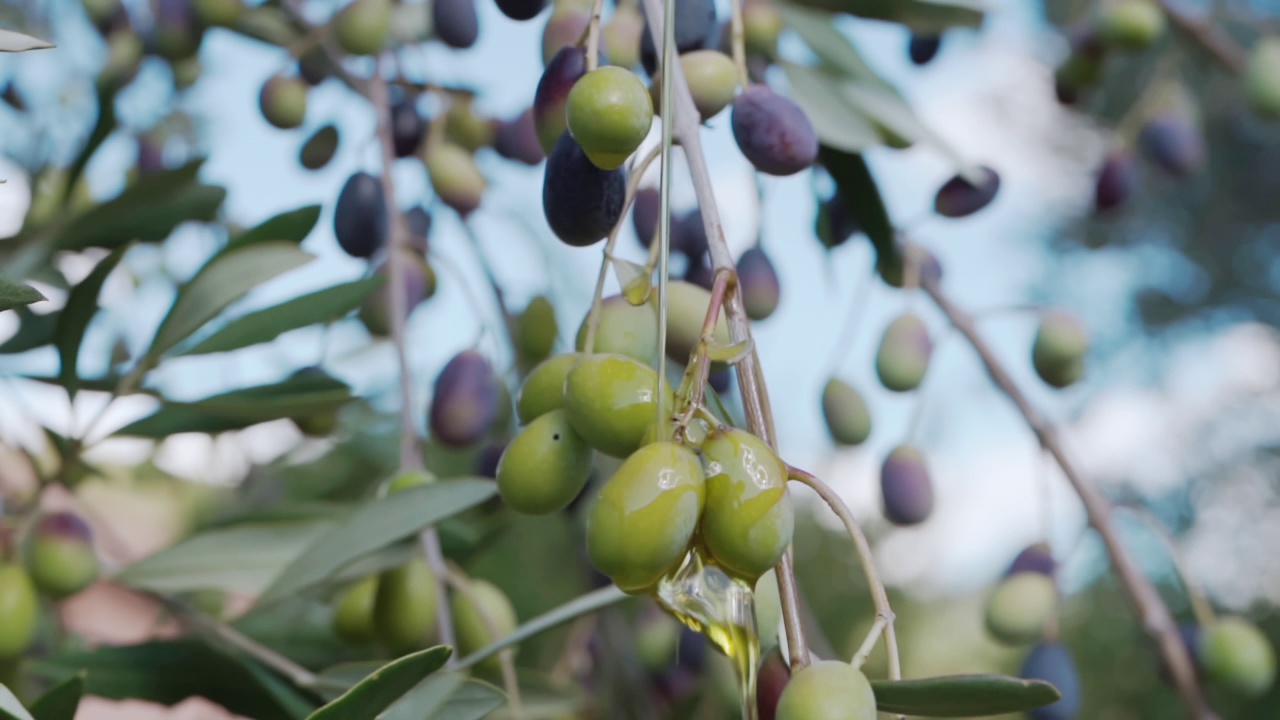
left=779, top=0, right=983, bottom=33
left=817, top=147, right=895, bottom=265
left=0, top=684, right=33, bottom=720
left=0, top=276, right=46, bottom=312
left=227, top=205, right=323, bottom=250
left=0, top=29, right=53, bottom=52
left=380, top=673, right=505, bottom=720
left=55, top=244, right=130, bottom=393
left=29, top=672, right=85, bottom=720
left=870, top=673, right=1061, bottom=716
left=306, top=647, right=452, bottom=720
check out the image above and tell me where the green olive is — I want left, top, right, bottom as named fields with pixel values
left=1200, top=617, right=1277, bottom=698
left=1032, top=311, right=1088, bottom=388
left=566, top=66, right=654, bottom=170
left=451, top=578, right=518, bottom=672
left=776, top=660, right=877, bottom=720
left=1096, top=0, right=1166, bottom=51
left=563, top=353, right=674, bottom=458
left=515, top=295, right=559, bottom=363
left=821, top=378, right=872, bottom=446
left=0, top=564, right=38, bottom=659
left=332, top=576, right=379, bottom=645
left=516, top=353, right=582, bottom=424
left=334, top=0, right=392, bottom=56
left=1247, top=37, right=1280, bottom=121
left=875, top=313, right=931, bottom=392
left=651, top=50, right=740, bottom=121
left=755, top=569, right=782, bottom=656
left=699, top=428, right=793, bottom=584
left=445, top=96, right=497, bottom=152
left=23, top=512, right=98, bottom=599
left=664, top=280, right=731, bottom=363
left=497, top=409, right=594, bottom=514
left=193, top=0, right=243, bottom=27
left=586, top=441, right=706, bottom=593
left=603, top=5, right=643, bottom=70
left=575, top=294, right=660, bottom=366
left=983, top=572, right=1057, bottom=646
left=259, top=75, right=308, bottom=130
left=426, top=142, right=487, bottom=217
left=742, top=0, right=782, bottom=57
left=373, top=557, right=439, bottom=654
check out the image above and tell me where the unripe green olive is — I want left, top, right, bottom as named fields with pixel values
left=334, top=0, right=392, bottom=56
left=983, top=572, right=1057, bottom=646
left=875, top=313, right=931, bottom=392
left=575, top=294, right=660, bottom=366
left=742, top=0, right=782, bottom=58
left=1247, top=37, right=1280, bottom=121
left=373, top=557, right=439, bottom=654
left=586, top=441, right=706, bottom=594
left=0, top=564, right=38, bottom=659
left=445, top=96, right=497, bottom=152
left=821, top=378, right=871, bottom=446
left=497, top=409, right=594, bottom=514
left=332, top=576, right=378, bottom=644
left=516, top=352, right=582, bottom=423
left=776, top=660, right=877, bottom=720
left=515, top=295, right=558, bottom=363
left=699, top=428, right=793, bottom=584
left=426, top=143, right=487, bottom=217
left=1096, top=0, right=1165, bottom=51
left=381, top=469, right=437, bottom=496
left=651, top=50, right=740, bottom=121
left=451, top=579, right=518, bottom=672
left=1200, top=617, right=1276, bottom=698
left=603, top=5, right=643, bottom=69
left=664, top=280, right=731, bottom=363
left=24, top=512, right=99, bottom=599
left=193, top=0, right=242, bottom=27
left=1032, top=311, right=1088, bottom=388
left=566, top=66, right=654, bottom=170
left=755, top=569, right=782, bottom=656
left=563, top=353, right=674, bottom=458
left=259, top=75, right=308, bottom=130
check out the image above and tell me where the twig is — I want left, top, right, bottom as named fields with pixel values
left=584, top=0, right=606, bottom=72
left=638, top=0, right=810, bottom=671
left=729, top=0, right=749, bottom=87
left=442, top=565, right=524, bottom=719
left=1158, top=1, right=1247, bottom=74
left=787, top=467, right=900, bottom=687
left=163, top=596, right=320, bottom=690
left=920, top=274, right=1218, bottom=720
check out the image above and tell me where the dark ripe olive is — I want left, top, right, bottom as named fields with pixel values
left=1138, top=113, right=1205, bottom=177
left=259, top=74, right=308, bottom=130
left=495, top=0, right=546, bottom=21
left=1020, top=643, right=1082, bottom=720
left=875, top=313, right=931, bottom=392
left=516, top=352, right=582, bottom=423
left=299, top=124, right=340, bottom=171
left=737, top=246, right=780, bottom=321
left=1005, top=542, right=1056, bottom=577
left=708, top=367, right=732, bottom=395
left=0, top=564, right=38, bottom=659
left=908, top=33, right=942, bottom=65
left=563, top=353, right=673, bottom=457
left=1247, top=38, right=1280, bottom=121
left=332, top=576, right=378, bottom=644
left=821, top=378, right=871, bottom=446
left=879, top=444, right=933, bottom=525
left=405, top=205, right=432, bottom=253
left=426, top=143, right=487, bottom=217
left=542, top=9, right=591, bottom=65
left=731, top=85, right=819, bottom=176
left=497, top=409, right=593, bottom=514
left=934, top=165, right=1001, bottom=218
left=586, top=441, right=706, bottom=593
left=534, top=46, right=590, bottom=154
left=638, top=0, right=717, bottom=75
left=875, top=243, right=943, bottom=289
left=333, top=171, right=388, bottom=259
left=631, top=186, right=661, bottom=248
left=983, top=572, right=1058, bottom=645
left=699, top=428, right=793, bottom=583
left=1032, top=311, right=1088, bottom=388
left=815, top=194, right=860, bottom=249
left=673, top=208, right=709, bottom=258
left=373, top=557, right=439, bottom=654
left=566, top=66, right=654, bottom=170
left=152, top=0, right=202, bottom=61
left=1200, top=617, right=1277, bottom=698
left=23, top=512, right=98, bottom=599
left=775, top=661, right=877, bottom=720
left=452, top=579, right=519, bottom=671
left=494, top=108, right=546, bottom=165
left=298, top=47, right=334, bottom=86
left=515, top=295, right=558, bottom=362
left=429, top=350, right=500, bottom=447
left=434, top=0, right=479, bottom=49
left=359, top=248, right=435, bottom=337
left=604, top=5, right=643, bottom=69
left=1096, top=0, right=1165, bottom=51
left=137, top=135, right=165, bottom=176
left=1094, top=149, right=1136, bottom=213
left=574, top=294, right=659, bottom=365
left=391, top=96, right=426, bottom=158
left=542, top=132, right=627, bottom=247
left=684, top=255, right=715, bottom=290
left=334, top=0, right=392, bottom=56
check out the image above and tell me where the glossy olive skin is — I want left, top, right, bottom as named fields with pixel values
left=0, top=564, right=39, bottom=659
left=259, top=75, right=308, bottom=130
left=879, top=444, right=933, bottom=525
left=651, top=50, right=740, bottom=121
left=429, top=350, right=500, bottom=447
left=1032, top=311, right=1088, bottom=388
left=333, top=171, right=388, bottom=259
left=334, top=0, right=391, bottom=56
left=300, top=124, right=340, bottom=171
left=1021, top=643, right=1082, bottom=720
left=498, top=409, right=594, bottom=514
left=24, top=512, right=99, bottom=599
left=776, top=661, right=877, bottom=720
left=700, top=428, right=793, bottom=583
left=1247, top=38, right=1280, bottom=120
left=984, top=572, right=1057, bottom=646
left=875, top=314, right=931, bottom=392
left=1096, top=0, right=1165, bottom=50
left=426, top=143, right=486, bottom=217
left=574, top=294, right=660, bottom=365
left=515, top=295, right=558, bottom=362
left=821, top=378, right=872, bottom=446
left=516, top=352, right=582, bottom=423
left=534, top=46, right=589, bottom=153
left=543, top=132, right=627, bottom=247
left=731, top=85, right=819, bottom=177
left=586, top=441, right=706, bottom=593
left=564, top=353, right=673, bottom=457
left=333, top=576, right=378, bottom=645
left=1200, top=617, right=1276, bottom=698
left=566, top=66, right=653, bottom=170
left=373, top=557, right=439, bottom=654
left=452, top=579, right=518, bottom=671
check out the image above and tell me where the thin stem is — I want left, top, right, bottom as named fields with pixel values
left=787, top=467, right=900, bottom=685
left=1119, top=505, right=1217, bottom=628
left=368, top=69, right=457, bottom=658
left=850, top=615, right=887, bottom=670
left=1158, top=0, right=1247, bottom=73
left=161, top=596, right=319, bottom=690
left=729, top=0, right=749, bottom=87
left=654, top=0, right=677, bottom=437
left=584, top=0, right=606, bottom=72
left=442, top=565, right=524, bottom=719
left=920, top=274, right=1218, bottom=720
left=638, top=0, right=807, bottom=669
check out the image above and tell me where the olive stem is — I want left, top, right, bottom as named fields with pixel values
left=1118, top=505, right=1218, bottom=628
left=1157, top=1, right=1247, bottom=73
left=368, top=68, right=458, bottom=661
left=729, top=0, right=749, bottom=88
left=277, top=0, right=367, bottom=91
left=638, top=0, right=808, bottom=670
left=786, top=466, right=901, bottom=688
left=920, top=274, right=1219, bottom=720
left=442, top=564, right=524, bottom=719
left=850, top=615, right=888, bottom=670
left=582, top=144, right=662, bottom=355
left=654, top=0, right=678, bottom=440
left=584, top=0, right=606, bottom=73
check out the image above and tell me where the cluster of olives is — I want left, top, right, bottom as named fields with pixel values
left=0, top=512, right=100, bottom=660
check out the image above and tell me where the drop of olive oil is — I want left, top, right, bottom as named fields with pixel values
left=656, top=549, right=760, bottom=720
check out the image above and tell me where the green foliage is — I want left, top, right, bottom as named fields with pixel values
left=0, top=684, right=33, bottom=720
left=307, top=646, right=450, bottom=720
left=869, top=674, right=1062, bottom=716
left=0, top=278, right=45, bottom=313
left=117, top=374, right=355, bottom=437
left=54, top=244, right=128, bottom=392
left=28, top=673, right=84, bottom=720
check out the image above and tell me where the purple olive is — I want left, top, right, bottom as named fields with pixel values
left=737, top=246, right=780, bottom=321
left=494, top=108, right=546, bottom=165
left=1095, top=149, right=1137, bottom=213
left=934, top=165, right=1001, bottom=218
left=429, top=351, right=500, bottom=446
left=880, top=444, right=933, bottom=525
left=1138, top=114, right=1205, bottom=177
left=731, top=85, right=819, bottom=176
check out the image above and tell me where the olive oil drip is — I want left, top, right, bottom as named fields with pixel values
left=656, top=550, right=760, bottom=720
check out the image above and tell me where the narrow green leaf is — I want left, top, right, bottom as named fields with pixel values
left=56, top=161, right=225, bottom=250
left=781, top=0, right=983, bottom=33
left=29, top=672, right=85, bottom=720
left=55, top=244, right=129, bottom=393
left=118, top=521, right=333, bottom=595
left=0, top=29, right=54, bottom=52
left=258, top=480, right=497, bottom=607
left=64, top=84, right=118, bottom=206
left=229, top=205, right=323, bottom=250
left=238, top=658, right=317, bottom=719
left=457, top=586, right=628, bottom=670
left=176, top=277, right=383, bottom=356
left=0, top=277, right=46, bottom=312
left=431, top=680, right=505, bottom=720
left=307, top=647, right=451, bottom=720
left=870, top=674, right=1061, bottom=716
left=145, top=241, right=314, bottom=359
left=775, top=3, right=879, bottom=79
left=781, top=63, right=880, bottom=153
left=0, top=684, right=34, bottom=720
left=817, top=146, right=895, bottom=263
left=0, top=306, right=58, bottom=353
left=379, top=673, right=464, bottom=720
